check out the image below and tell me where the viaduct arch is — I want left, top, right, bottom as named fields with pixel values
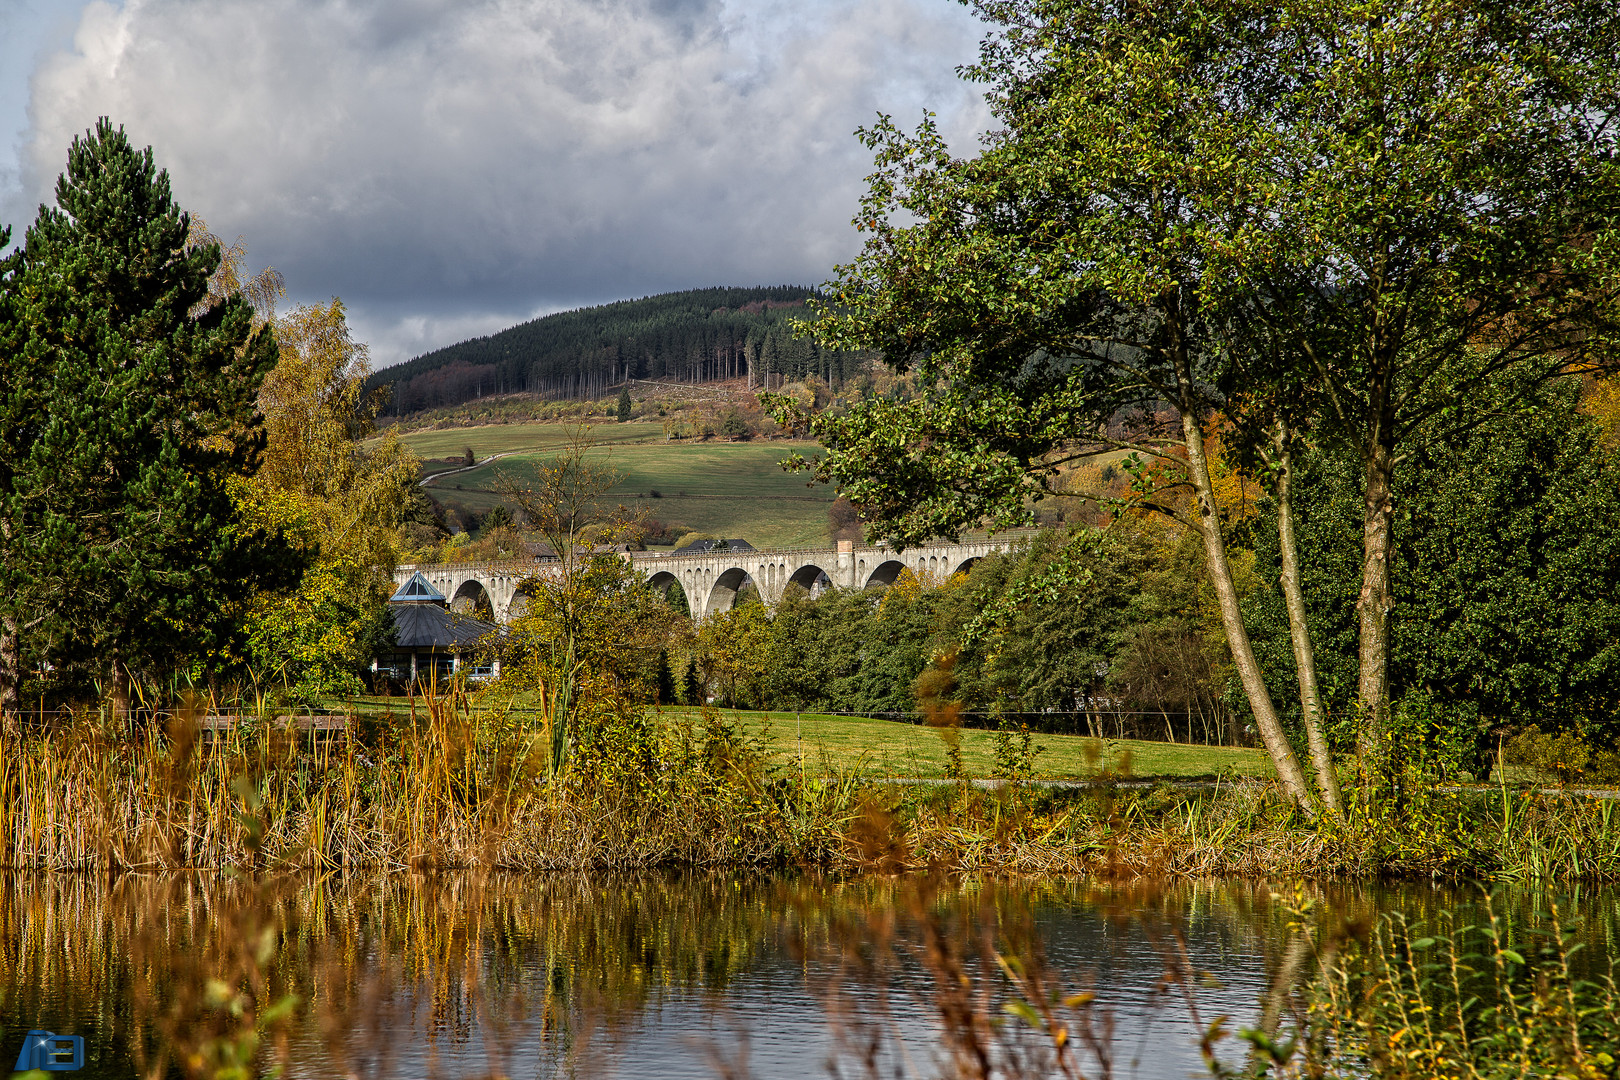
left=394, top=538, right=1014, bottom=623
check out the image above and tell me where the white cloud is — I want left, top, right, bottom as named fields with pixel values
left=10, top=0, right=989, bottom=364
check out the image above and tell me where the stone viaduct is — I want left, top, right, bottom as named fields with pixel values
left=393, top=538, right=1014, bottom=622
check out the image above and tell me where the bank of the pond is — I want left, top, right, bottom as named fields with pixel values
left=5, top=706, right=1620, bottom=879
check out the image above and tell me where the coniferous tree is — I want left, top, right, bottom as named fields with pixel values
left=0, top=119, right=284, bottom=716
left=655, top=649, right=677, bottom=705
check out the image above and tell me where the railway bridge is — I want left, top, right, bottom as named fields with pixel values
left=393, top=538, right=1014, bottom=622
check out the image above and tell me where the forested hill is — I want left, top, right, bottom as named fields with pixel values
left=368, top=286, right=874, bottom=416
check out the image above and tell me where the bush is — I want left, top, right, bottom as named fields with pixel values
left=720, top=408, right=753, bottom=440
left=639, top=518, right=689, bottom=546
left=1504, top=725, right=1620, bottom=785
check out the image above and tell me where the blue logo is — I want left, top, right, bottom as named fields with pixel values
left=12, top=1030, right=85, bottom=1072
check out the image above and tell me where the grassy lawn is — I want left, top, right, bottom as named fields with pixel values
left=657, top=707, right=1273, bottom=781
left=325, top=697, right=1272, bottom=780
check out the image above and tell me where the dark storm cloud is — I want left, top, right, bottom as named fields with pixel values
left=11, top=0, right=987, bottom=363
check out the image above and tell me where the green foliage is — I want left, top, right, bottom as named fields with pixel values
left=782, top=0, right=1620, bottom=792
left=1504, top=726, right=1597, bottom=785
left=1502, top=726, right=1620, bottom=786
left=239, top=558, right=391, bottom=703
left=951, top=532, right=1136, bottom=713
left=719, top=408, right=752, bottom=440
left=662, top=577, right=690, bottom=617
left=1247, top=383, right=1620, bottom=775
left=616, top=387, right=632, bottom=422
left=653, top=650, right=678, bottom=705
left=502, top=554, right=673, bottom=702
left=684, top=526, right=1234, bottom=729
left=230, top=296, right=416, bottom=699
left=679, top=656, right=703, bottom=706
left=477, top=503, right=513, bottom=537
left=0, top=119, right=289, bottom=708
left=695, top=601, right=774, bottom=706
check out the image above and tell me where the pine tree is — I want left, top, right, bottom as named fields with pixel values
left=680, top=658, right=704, bottom=706
left=0, top=119, right=284, bottom=717
left=617, top=387, right=632, bottom=422
left=655, top=649, right=677, bottom=705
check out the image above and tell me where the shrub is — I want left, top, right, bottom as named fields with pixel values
left=1505, top=725, right=1598, bottom=783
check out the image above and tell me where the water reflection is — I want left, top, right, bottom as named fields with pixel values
left=2, top=873, right=1616, bottom=1079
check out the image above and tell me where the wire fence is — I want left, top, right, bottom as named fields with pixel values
left=10, top=701, right=1253, bottom=748
left=748, top=707, right=1251, bottom=747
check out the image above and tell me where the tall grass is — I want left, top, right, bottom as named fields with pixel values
left=1291, top=896, right=1620, bottom=1079
left=878, top=775, right=1620, bottom=881
left=0, top=696, right=852, bottom=871
left=6, top=698, right=1620, bottom=878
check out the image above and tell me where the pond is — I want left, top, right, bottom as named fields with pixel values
left=4, top=873, right=1617, bottom=1079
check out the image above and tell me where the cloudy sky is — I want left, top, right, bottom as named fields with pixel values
left=0, top=0, right=990, bottom=367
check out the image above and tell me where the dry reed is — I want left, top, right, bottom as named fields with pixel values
left=6, top=698, right=1620, bottom=880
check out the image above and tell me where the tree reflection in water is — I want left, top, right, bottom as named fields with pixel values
left=2, top=873, right=1616, bottom=1079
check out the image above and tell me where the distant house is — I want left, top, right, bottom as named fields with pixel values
left=522, top=541, right=560, bottom=562
left=373, top=572, right=500, bottom=688
left=522, top=540, right=634, bottom=560
left=673, top=538, right=757, bottom=555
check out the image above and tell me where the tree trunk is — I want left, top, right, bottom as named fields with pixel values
left=1274, top=429, right=1345, bottom=820
left=1357, top=431, right=1397, bottom=786
left=110, top=657, right=130, bottom=722
left=1175, top=353, right=1316, bottom=813
left=0, top=616, right=21, bottom=728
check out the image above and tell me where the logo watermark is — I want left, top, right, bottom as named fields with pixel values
left=12, top=1030, right=85, bottom=1072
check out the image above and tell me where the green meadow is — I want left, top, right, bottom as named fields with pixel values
left=694, top=708, right=1275, bottom=780
left=401, top=423, right=836, bottom=549
left=335, top=697, right=1272, bottom=779
left=401, top=420, right=668, bottom=461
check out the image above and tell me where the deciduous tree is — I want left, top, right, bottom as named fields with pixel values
left=786, top=0, right=1620, bottom=806
left=1199, top=0, right=1620, bottom=781
left=495, top=427, right=660, bottom=771
left=221, top=297, right=419, bottom=697
left=782, top=0, right=1325, bottom=809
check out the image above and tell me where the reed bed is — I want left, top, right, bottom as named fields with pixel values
left=0, top=698, right=850, bottom=872
left=6, top=699, right=1620, bottom=880
left=864, top=778, right=1620, bottom=881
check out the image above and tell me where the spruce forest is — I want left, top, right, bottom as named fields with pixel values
left=367, top=286, right=876, bottom=415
